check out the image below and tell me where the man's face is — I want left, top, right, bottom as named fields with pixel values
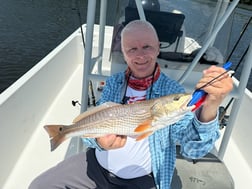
left=122, top=28, right=160, bottom=78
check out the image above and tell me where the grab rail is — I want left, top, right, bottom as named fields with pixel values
left=178, top=0, right=240, bottom=84
left=218, top=40, right=252, bottom=160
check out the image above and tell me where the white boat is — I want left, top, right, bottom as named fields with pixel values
left=0, top=0, right=251, bottom=188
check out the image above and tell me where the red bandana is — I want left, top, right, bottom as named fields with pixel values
left=125, top=64, right=161, bottom=90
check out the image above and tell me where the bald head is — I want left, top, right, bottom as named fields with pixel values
left=120, top=20, right=160, bottom=78
left=121, top=20, right=159, bottom=50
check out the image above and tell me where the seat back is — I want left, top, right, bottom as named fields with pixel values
left=124, top=6, right=185, bottom=45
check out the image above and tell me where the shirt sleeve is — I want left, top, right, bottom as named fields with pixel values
left=172, top=107, right=220, bottom=159
left=82, top=138, right=105, bottom=151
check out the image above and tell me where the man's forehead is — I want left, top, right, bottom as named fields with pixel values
left=125, top=28, right=157, bottom=41
left=125, top=25, right=153, bottom=34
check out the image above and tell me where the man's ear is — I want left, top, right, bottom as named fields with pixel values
left=157, top=42, right=161, bottom=55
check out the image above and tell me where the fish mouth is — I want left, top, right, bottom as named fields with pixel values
left=181, top=94, right=195, bottom=110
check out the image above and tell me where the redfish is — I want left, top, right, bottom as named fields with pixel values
left=44, top=93, right=194, bottom=151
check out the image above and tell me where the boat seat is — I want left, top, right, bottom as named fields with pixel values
left=123, top=6, right=185, bottom=50
left=171, top=146, right=234, bottom=189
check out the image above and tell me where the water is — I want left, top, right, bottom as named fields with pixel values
left=0, top=0, right=252, bottom=93
left=0, top=0, right=81, bottom=92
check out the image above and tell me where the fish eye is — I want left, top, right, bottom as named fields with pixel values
left=174, top=96, right=180, bottom=101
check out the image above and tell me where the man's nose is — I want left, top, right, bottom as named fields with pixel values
left=135, top=49, right=146, bottom=58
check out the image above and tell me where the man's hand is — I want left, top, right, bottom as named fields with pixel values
left=96, top=134, right=127, bottom=150
left=196, top=65, right=233, bottom=122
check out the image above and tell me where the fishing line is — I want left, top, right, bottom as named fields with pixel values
left=218, top=16, right=252, bottom=127
left=196, top=69, right=233, bottom=91
left=232, top=45, right=249, bottom=75
left=218, top=44, right=250, bottom=128
left=225, top=16, right=252, bottom=62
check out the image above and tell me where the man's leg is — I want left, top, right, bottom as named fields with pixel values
left=29, top=149, right=97, bottom=189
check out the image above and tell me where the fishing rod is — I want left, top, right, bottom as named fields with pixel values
left=225, top=16, right=252, bottom=62
left=72, top=0, right=98, bottom=107
left=219, top=45, right=250, bottom=128
left=218, top=16, right=252, bottom=122
left=72, top=0, right=86, bottom=48
left=89, top=80, right=96, bottom=106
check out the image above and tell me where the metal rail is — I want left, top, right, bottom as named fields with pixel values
left=81, top=0, right=96, bottom=113
left=178, top=0, right=240, bottom=84
left=97, top=0, right=107, bottom=74
left=218, top=40, right=252, bottom=160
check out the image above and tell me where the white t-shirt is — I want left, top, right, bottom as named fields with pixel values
left=95, top=87, right=152, bottom=179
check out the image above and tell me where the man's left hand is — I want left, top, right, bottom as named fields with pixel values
left=196, top=65, right=233, bottom=122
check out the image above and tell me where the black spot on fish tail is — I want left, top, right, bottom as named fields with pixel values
left=44, top=125, right=68, bottom=151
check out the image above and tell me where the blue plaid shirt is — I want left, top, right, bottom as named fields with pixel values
left=82, top=71, right=220, bottom=189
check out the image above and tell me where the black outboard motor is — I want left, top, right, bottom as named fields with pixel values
left=128, top=0, right=160, bottom=11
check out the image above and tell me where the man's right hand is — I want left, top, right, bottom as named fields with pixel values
left=96, top=134, right=127, bottom=150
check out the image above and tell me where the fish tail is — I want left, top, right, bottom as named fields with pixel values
left=44, top=125, right=68, bottom=151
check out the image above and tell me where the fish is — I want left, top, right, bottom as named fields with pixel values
left=44, top=93, right=194, bottom=151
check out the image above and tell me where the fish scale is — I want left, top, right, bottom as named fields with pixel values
left=44, top=93, right=194, bottom=151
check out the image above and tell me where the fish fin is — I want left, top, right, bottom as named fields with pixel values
left=73, top=102, right=121, bottom=123
left=135, top=131, right=153, bottom=141
left=134, top=119, right=152, bottom=132
left=44, top=125, right=65, bottom=138
left=44, top=125, right=68, bottom=151
left=49, top=134, right=67, bottom=151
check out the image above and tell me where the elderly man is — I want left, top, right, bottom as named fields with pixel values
left=29, top=20, right=233, bottom=189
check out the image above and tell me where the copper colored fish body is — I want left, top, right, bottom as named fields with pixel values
left=44, top=93, right=194, bottom=151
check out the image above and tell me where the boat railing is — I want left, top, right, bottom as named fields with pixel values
left=178, top=0, right=240, bottom=84
left=218, top=40, right=252, bottom=159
